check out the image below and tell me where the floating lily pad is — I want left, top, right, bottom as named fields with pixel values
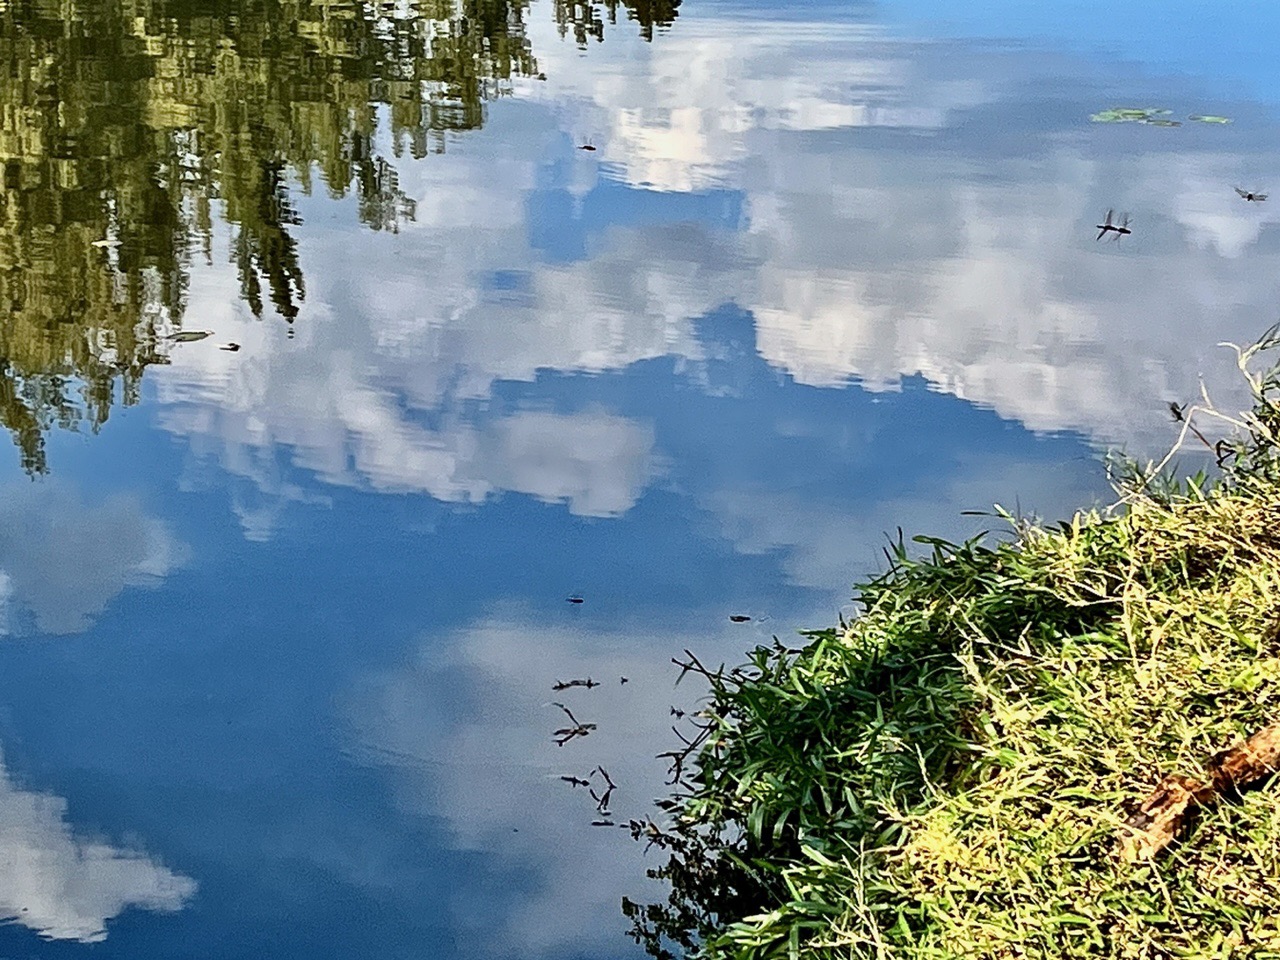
left=168, top=330, right=213, bottom=343
left=1189, top=114, right=1233, bottom=124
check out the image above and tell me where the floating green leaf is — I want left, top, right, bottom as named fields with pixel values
left=1140, top=118, right=1182, bottom=127
left=1090, top=106, right=1173, bottom=123
left=167, top=330, right=213, bottom=343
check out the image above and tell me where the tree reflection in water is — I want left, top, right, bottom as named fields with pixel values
left=0, top=0, right=679, bottom=473
left=554, top=0, right=679, bottom=45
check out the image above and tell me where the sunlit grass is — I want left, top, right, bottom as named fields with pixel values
left=627, top=333, right=1280, bottom=960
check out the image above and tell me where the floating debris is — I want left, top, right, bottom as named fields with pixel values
left=1090, top=107, right=1172, bottom=124
left=559, top=775, right=591, bottom=788
left=728, top=615, right=751, bottom=623
left=167, top=330, right=213, bottom=343
left=578, top=143, right=596, bottom=152
left=1235, top=187, right=1268, bottom=202
left=219, top=342, right=241, bottom=352
left=566, top=595, right=584, bottom=604
left=90, top=238, right=121, bottom=249
left=1092, top=108, right=1231, bottom=127
left=619, top=676, right=629, bottom=685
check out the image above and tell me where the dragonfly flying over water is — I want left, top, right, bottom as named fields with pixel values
left=1095, top=209, right=1132, bottom=241
left=1235, top=187, right=1268, bottom=202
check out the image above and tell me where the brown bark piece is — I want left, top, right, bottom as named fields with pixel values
left=1205, top=723, right=1280, bottom=794
left=1119, top=723, right=1280, bottom=862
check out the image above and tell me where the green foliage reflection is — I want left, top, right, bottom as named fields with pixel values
left=0, top=0, right=678, bottom=471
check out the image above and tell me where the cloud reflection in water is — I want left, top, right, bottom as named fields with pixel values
left=152, top=14, right=1280, bottom=543
left=344, top=612, right=751, bottom=959
left=0, top=482, right=187, bottom=636
left=0, top=749, right=196, bottom=942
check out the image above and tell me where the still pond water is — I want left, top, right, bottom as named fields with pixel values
left=2, top=0, right=1280, bottom=956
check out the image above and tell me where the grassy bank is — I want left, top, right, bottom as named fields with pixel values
left=626, top=337, right=1280, bottom=960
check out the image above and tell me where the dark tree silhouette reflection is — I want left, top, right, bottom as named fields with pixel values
left=554, top=0, right=680, bottom=45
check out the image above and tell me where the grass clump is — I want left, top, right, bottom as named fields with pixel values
left=626, top=335, right=1280, bottom=960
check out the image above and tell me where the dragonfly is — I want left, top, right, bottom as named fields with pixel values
left=551, top=677, right=599, bottom=691
left=1095, top=209, right=1132, bottom=241
left=1235, top=187, right=1268, bottom=202
left=551, top=702, right=597, bottom=746
left=590, top=766, right=616, bottom=814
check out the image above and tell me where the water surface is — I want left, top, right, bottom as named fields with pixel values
left=0, top=0, right=1276, bottom=956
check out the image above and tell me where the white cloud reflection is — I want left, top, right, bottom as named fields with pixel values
left=344, top=610, right=751, bottom=960
left=525, top=15, right=991, bottom=192
left=158, top=337, right=660, bottom=527
left=527, top=10, right=1280, bottom=440
left=154, top=9, right=1280, bottom=539
left=0, top=482, right=186, bottom=636
left=0, top=749, right=196, bottom=942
